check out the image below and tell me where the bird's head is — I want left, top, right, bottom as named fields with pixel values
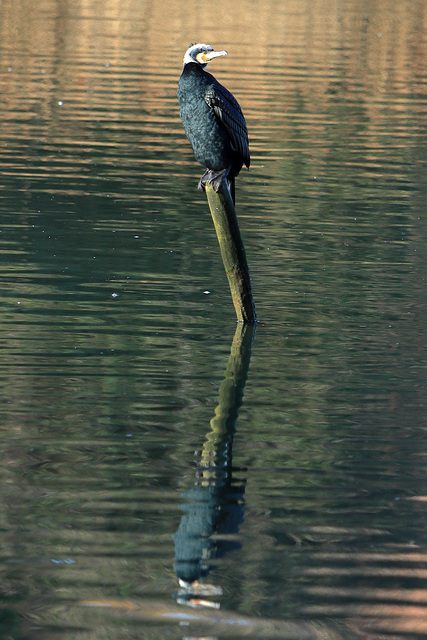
left=183, top=43, right=228, bottom=69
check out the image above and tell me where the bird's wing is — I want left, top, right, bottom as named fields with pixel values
left=205, top=83, right=250, bottom=168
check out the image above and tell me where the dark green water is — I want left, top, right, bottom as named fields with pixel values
left=1, top=1, right=426, bottom=638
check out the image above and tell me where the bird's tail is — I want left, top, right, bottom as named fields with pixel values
left=228, top=177, right=236, bottom=205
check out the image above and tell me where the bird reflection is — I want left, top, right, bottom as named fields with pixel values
left=173, top=323, right=255, bottom=606
left=173, top=460, right=245, bottom=596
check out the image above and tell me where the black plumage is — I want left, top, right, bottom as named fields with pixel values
left=177, top=43, right=250, bottom=202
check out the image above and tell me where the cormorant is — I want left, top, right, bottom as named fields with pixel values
left=177, top=43, right=250, bottom=203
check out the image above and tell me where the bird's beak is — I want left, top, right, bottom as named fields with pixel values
left=203, top=50, right=228, bottom=62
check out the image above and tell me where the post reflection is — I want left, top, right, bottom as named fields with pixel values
left=173, top=323, right=256, bottom=606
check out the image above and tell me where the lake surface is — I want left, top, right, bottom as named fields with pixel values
left=1, top=1, right=426, bottom=638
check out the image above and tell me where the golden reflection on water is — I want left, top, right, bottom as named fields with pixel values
left=0, top=0, right=425, bottom=211
left=1, top=0, right=425, bottom=118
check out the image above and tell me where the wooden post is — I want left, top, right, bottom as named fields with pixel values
left=205, top=181, right=257, bottom=324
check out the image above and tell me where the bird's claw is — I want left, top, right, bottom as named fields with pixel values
left=198, top=169, right=229, bottom=193
left=197, top=171, right=210, bottom=192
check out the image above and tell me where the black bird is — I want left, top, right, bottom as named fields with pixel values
left=177, top=43, right=250, bottom=203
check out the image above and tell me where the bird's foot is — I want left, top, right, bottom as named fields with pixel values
left=197, top=170, right=211, bottom=192
left=198, top=169, right=229, bottom=193
left=209, top=169, right=229, bottom=192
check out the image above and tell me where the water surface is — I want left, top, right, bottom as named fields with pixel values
left=1, top=1, right=426, bottom=638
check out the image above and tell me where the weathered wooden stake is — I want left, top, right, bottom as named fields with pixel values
left=205, top=181, right=257, bottom=324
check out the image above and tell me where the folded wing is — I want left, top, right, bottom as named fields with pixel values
left=205, top=84, right=250, bottom=169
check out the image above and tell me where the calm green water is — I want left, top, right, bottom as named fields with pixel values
left=1, top=1, right=427, bottom=638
